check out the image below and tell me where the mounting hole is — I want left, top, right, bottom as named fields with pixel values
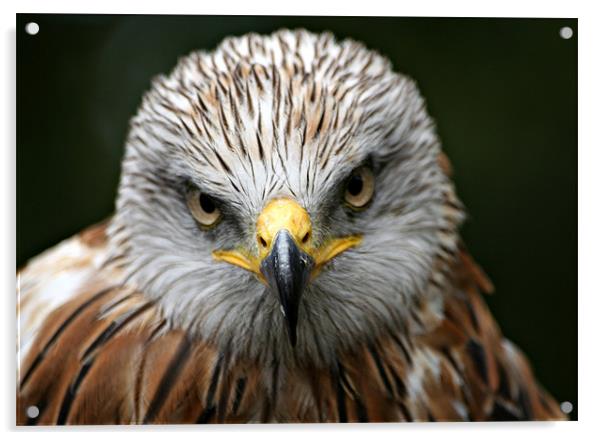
left=559, top=26, right=573, bottom=40
left=26, top=405, right=39, bottom=418
left=25, top=22, right=39, bottom=35
left=560, top=401, right=573, bottom=414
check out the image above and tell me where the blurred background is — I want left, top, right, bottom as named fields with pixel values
left=16, top=14, right=577, bottom=419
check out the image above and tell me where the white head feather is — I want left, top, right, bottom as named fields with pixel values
left=108, top=29, right=464, bottom=367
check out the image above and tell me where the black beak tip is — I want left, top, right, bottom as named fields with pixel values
left=288, top=326, right=298, bottom=348
left=261, top=230, right=314, bottom=349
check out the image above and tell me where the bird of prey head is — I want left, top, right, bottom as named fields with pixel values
left=109, top=29, right=463, bottom=366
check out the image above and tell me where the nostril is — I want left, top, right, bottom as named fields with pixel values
left=258, top=236, right=268, bottom=248
left=301, top=231, right=310, bottom=244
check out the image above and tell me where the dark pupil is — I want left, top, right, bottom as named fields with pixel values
left=199, top=194, right=216, bottom=213
left=347, top=174, right=364, bottom=196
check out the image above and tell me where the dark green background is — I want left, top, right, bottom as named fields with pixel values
left=16, top=15, right=577, bottom=419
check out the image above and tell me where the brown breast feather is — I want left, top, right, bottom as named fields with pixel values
left=17, top=225, right=564, bottom=424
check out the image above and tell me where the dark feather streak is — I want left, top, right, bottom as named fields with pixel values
left=20, top=287, right=116, bottom=388
left=143, top=335, right=192, bottom=424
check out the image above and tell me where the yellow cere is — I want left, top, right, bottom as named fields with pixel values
left=212, top=198, right=362, bottom=281
left=256, top=198, right=313, bottom=258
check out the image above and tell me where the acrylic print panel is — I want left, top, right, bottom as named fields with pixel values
left=16, top=14, right=577, bottom=425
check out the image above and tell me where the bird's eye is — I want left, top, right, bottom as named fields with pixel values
left=186, top=188, right=221, bottom=227
left=344, top=166, right=375, bottom=209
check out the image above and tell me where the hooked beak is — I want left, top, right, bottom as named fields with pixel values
left=260, top=230, right=314, bottom=346
left=212, top=198, right=361, bottom=347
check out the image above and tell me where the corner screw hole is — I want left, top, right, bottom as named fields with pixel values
left=560, top=401, right=573, bottom=414
left=26, top=405, right=39, bottom=418
left=25, top=22, right=39, bottom=36
left=559, top=27, right=573, bottom=40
